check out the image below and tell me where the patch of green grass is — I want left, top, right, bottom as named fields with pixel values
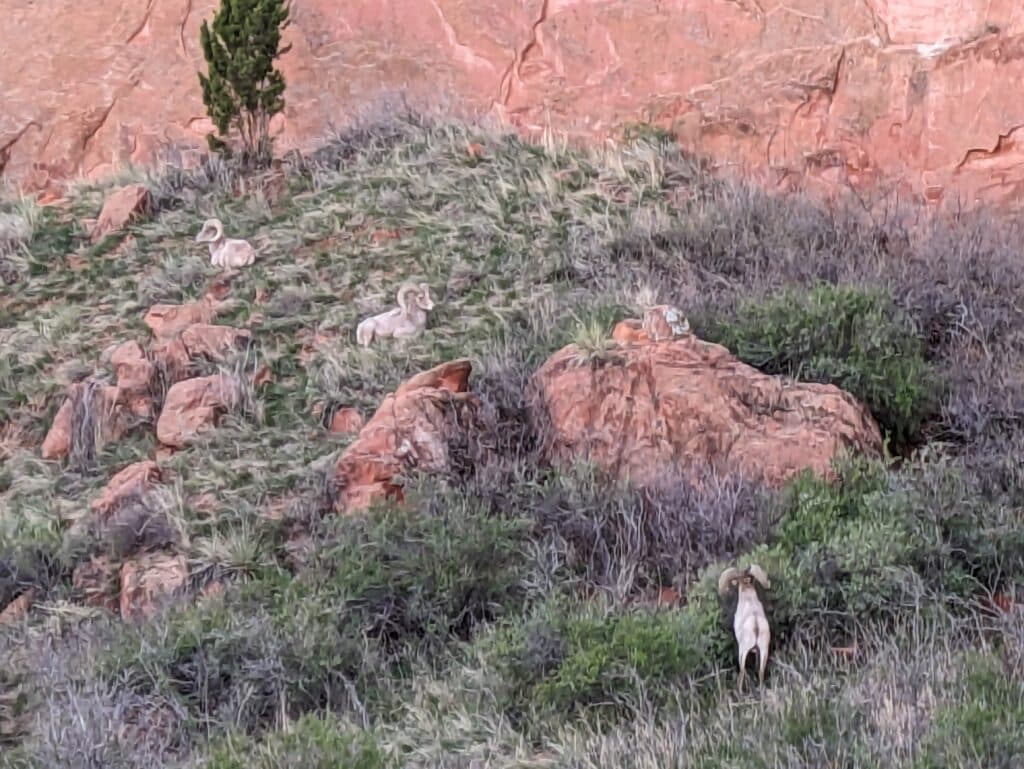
left=206, top=714, right=390, bottom=769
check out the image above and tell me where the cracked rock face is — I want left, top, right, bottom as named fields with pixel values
left=3, top=0, right=1024, bottom=208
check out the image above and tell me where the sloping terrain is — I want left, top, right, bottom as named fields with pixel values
left=1, top=115, right=1023, bottom=768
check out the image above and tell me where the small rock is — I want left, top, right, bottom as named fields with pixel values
left=90, top=460, right=162, bottom=521
left=150, top=338, right=191, bottom=385
left=180, top=323, right=251, bottom=361
left=90, top=184, right=151, bottom=241
left=119, top=551, right=188, bottom=621
left=143, top=299, right=217, bottom=341
left=329, top=407, right=365, bottom=435
left=156, top=374, right=240, bottom=448
left=73, top=556, right=120, bottom=613
left=0, top=588, right=37, bottom=625
left=40, top=397, right=75, bottom=459
left=110, top=340, right=155, bottom=418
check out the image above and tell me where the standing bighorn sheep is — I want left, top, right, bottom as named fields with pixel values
left=356, top=282, right=435, bottom=347
left=195, top=218, right=256, bottom=269
left=718, top=563, right=772, bottom=693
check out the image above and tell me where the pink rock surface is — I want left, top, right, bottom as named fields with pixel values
left=2, top=1, right=1024, bottom=208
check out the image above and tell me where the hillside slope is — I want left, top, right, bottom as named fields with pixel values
left=1, top=116, right=1023, bottom=768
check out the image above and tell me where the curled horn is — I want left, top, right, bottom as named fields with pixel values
left=396, top=282, right=419, bottom=312
left=718, top=566, right=741, bottom=597
left=417, top=282, right=434, bottom=310
left=747, top=564, right=770, bottom=589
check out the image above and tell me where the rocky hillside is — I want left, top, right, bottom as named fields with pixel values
left=4, top=1, right=1024, bottom=209
left=1, top=116, right=1023, bottom=767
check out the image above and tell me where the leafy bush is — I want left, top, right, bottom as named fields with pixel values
left=206, top=714, right=389, bottom=769
left=707, top=284, right=940, bottom=449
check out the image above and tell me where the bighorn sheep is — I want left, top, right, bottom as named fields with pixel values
left=195, top=218, right=256, bottom=269
left=355, top=282, right=435, bottom=347
left=718, top=563, right=771, bottom=693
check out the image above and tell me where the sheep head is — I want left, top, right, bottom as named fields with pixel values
left=196, top=218, right=224, bottom=244
left=717, top=564, right=770, bottom=596
left=397, top=282, right=434, bottom=313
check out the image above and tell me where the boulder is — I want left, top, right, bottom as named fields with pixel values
left=119, top=551, right=188, bottom=621
left=331, top=360, right=479, bottom=514
left=156, top=374, right=240, bottom=448
left=89, top=184, right=151, bottom=241
left=531, top=310, right=883, bottom=489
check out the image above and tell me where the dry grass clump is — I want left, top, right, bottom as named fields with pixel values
left=1, top=110, right=1023, bottom=767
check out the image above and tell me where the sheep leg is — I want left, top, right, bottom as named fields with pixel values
left=736, top=650, right=747, bottom=694
left=758, top=644, right=768, bottom=689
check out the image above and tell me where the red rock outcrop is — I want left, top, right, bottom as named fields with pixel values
left=332, top=359, right=479, bottom=514
left=531, top=309, right=883, bottom=489
left=156, top=373, right=241, bottom=448
left=3, top=1, right=1024, bottom=209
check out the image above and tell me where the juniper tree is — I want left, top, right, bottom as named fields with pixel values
left=198, top=0, right=291, bottom=167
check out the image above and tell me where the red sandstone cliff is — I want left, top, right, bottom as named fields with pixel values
left=3, top=0, right=1023, bottom=207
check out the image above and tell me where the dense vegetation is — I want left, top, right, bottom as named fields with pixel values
left=1, top=111, right=1022, bottom=768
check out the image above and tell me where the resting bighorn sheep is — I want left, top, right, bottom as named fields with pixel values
left=718, top=563, right=772, bottom=693
left=355, top=282, right=434, bottom=347
left=195, top=218, right=256, bottom=269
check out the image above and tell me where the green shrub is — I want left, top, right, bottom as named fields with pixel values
left=708, top=284, right=940, bottom=449
left=489, top=597, right=710, bottom=723
left=206, top=714, right=389, bottom=769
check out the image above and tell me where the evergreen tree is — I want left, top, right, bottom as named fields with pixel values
left=198, top=0, right=291, bottom=167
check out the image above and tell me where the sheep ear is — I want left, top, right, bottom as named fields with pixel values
left=748, top=564, right=770, bottom=589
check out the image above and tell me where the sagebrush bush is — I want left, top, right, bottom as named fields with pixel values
left=101, top=496, right=530, bottom=733
left=706, top=283, right=940, bottom=449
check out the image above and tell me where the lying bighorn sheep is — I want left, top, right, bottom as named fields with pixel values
left=355, top=282, right=435, bottom=347
left=195, top=218, right=256, bottom=269
left=718, top=563, right=772, bottom=693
